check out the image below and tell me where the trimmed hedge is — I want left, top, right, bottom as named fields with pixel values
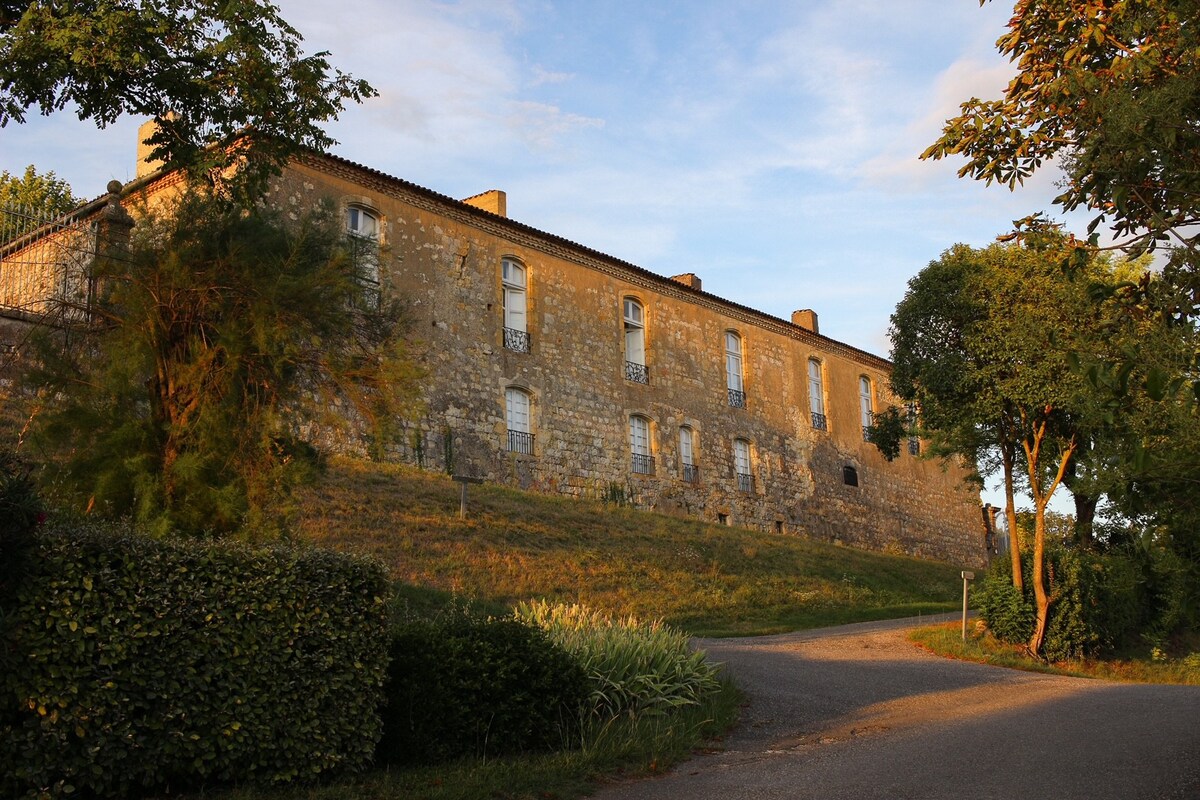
left=0, top=521, right=390, bottom=799
left=377, top=612, right=589, bottom=765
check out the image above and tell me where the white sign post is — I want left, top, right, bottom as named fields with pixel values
left=961, top=571, right=975, bottom=640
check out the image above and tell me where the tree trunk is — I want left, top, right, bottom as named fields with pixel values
left=1002, top=438, right=1023, bottom=591
left=1022, top=415, right=1076, bottom=657
left=1072, top=491, right=1098, bottom=549
left=1029, top=504, right=1051, bottom=655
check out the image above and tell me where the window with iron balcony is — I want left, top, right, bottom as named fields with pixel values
left=679, top=426, right=698, bottom=483
left=629, top=415, right=654, bottom=475
left=859, top=376, right=875, bottom=441
left=505, top=387, right=534, bottom=455
left=808, top=358, right=826, bottom=430
left=502, top=258, right=530, bottom=353
left=623, top=298, right=648, bottom=383
left=734, top=438, right=752, bottom=493
left=725, top=332, right=745, bottom=407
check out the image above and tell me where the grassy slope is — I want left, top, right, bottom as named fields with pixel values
left=297, top=458, right=966, bottom=636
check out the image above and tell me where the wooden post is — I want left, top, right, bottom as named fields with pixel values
left=453, top=475, right=484, bottom=519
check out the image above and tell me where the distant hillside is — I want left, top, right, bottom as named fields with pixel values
left=297, top=458, right=966, bottom=636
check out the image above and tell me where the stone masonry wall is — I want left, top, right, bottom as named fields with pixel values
left=269, top=155, right=986, bottom=567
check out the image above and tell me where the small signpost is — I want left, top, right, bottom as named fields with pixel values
left=453, top=475, right=484, bottom=519
left=961, top=570, right=975, bottom=640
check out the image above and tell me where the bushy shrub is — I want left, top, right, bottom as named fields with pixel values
left=376, top=611, right=589, bottom=765
left=0, top=448, right=42, bottom=593
left=0, top=520, right=390, bottom=799
left=516, top=600, right=722, bottom=719
left=977, top=558, right=1033, bottom=644
left=978, top=540, right=1149, bottom=659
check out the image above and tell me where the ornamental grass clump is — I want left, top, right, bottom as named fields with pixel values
left=515, top=600, right=721, bottom=719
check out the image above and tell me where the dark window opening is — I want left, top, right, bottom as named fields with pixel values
left=842, top=466, right=859, bottom=487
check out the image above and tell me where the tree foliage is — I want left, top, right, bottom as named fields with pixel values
left=923, top=0, right=1200, bottom=258
left=21, top=192, right=420, bottom=537
left=889, top=238, right=1113, bottom=654
left=0, top=0, right=375, bottom=195
left=0, top=164, right=78, bottom=214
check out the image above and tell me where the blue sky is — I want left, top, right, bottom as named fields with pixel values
left=4, top=1, right=1090, bottom=510
left=3, top=0, right=1093, bottom=356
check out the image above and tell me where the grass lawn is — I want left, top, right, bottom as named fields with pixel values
left=175, top=458, right=976, bottom=799
left=296, top=458, right=969, bottom=637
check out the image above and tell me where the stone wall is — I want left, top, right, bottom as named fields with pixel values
left=265, top=153, right=986, bottom=568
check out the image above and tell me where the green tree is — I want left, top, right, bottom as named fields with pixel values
left=923, top=0, right=1199, bottom=258
left=0, top=164, right=78, bottom=214
left=21, top=191, right=420, bottom=537
left=0, top=0, right=375, bottom=196
left=1, top=164, right=80, bottom=243
left=889, top=239, right=1111, bottom=655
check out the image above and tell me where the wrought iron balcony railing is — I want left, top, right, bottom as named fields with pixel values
left=507, top=429, right=535, bottom=455
left=682, top=463, right=699, bottom=483
left=631, top=453, right=655, bottom=475
left=736, top=472, right=754, bottom=493
left=503, top=327, right=530, bottom=353
left=625, top=360, right=649, bottom=384
left=728, top=388, right=746, bottom=408
left=908, top=438, right=920, bottom=456
left=811, top=412, right=827, bottom=430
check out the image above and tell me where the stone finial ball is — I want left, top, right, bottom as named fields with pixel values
left=107, top=180, right=123, bottom=195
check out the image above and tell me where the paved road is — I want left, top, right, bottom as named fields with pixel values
left=593, top=616, right=1200, bottom=800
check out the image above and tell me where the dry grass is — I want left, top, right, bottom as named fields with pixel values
left=296, top=458, right=965, bottom=636
left=910, top=622, right=1200, bottom=685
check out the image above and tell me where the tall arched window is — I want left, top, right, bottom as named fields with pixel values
left=505, top=387, right=533, bottom=454
left=502, top=258, right=529, bottom=352
left=734, top=438, right=752, bottom=493
left=679, top=426, right=698, bottom=483
left=906, top=402, right=920, bottom=456
left=623, top=298, right=648, bottom=383
left=808, top=358, right=827, bottom=430
left=346, top=205, right=380, bottom=304
left=725, top=331, right=745, bottom=408
left=859, top=376, right=874, bottom=440
left=629, top=415, right=654, bottom=475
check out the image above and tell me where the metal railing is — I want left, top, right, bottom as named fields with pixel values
left=631, top=453, right=655, bottom=475
left=682, top=463, right=699, bottom=483
left=624, top=360, right=649, bottom=384
left=1, top=202, right=99, bottom=323
left=507, top=429, right=535, bottom=455
left=811, top=412, right=827, bottom=430
left=908, top=438, right=920, bottom=456
left=504, top=327, right=530, bottom=353
left=737, top=472, right=754, bottom=493
left=728, top=388, right=746, bottom=408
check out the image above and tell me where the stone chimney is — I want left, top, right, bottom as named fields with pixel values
left=135, top=116, right=185, bottom=178
left=463, top=190, right=506, bottom=217
left=792, top=309, right=819, bottom=334
left=670, top=273, right=702, bottom=291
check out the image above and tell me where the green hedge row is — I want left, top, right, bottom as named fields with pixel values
left=0, top=521, right=390, bottom=799
left=377, top=612, right=589, bottom=765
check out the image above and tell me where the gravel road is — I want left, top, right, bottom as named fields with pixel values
left=592, top=616, right=1200, bottom=800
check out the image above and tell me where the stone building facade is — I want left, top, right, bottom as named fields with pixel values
left=1, top=132, right=986, bottom=567
left=257, top=149, right=984, bottom=567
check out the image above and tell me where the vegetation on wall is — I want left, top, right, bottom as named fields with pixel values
left=17, top=192, right=421, bottom=537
